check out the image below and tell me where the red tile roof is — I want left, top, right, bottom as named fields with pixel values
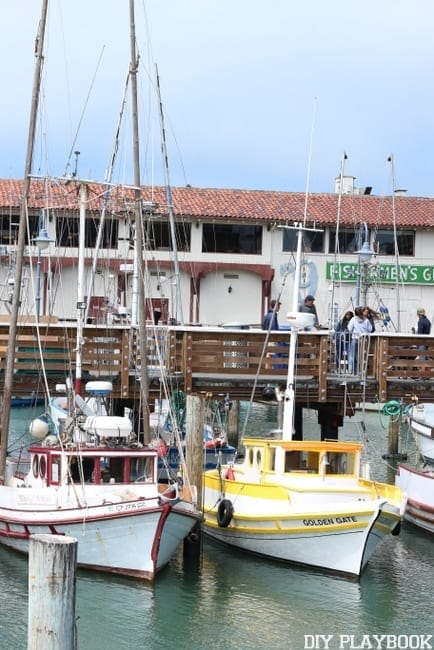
left=0, top=178, right=432, bottom=228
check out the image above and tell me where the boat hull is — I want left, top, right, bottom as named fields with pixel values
left=203, top=472, right=401, bottom=578
left=0, top=488, right=200, bottom=580
left=408, top=404, right=434, bottom=463
left=395, top=463, right=434, bottom=534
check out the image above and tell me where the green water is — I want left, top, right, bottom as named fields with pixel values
left=0, top=405, right=432, bottom=649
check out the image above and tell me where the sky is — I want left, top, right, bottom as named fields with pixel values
left=1, top=0, right=434, bottom=197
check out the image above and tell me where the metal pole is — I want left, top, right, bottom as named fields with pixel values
left=355, top=255, right=361, bottom=306
left=35, top=249, right=42, bottom=319
left=0, top=0, right=49, bottom=481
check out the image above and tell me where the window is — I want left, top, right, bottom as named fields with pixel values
left=145, top=221, right=191, bottom=252
left=329, top=228, right=361, bottom=254
left=129, top=457, right=153, bottom=482
left=56, top=216, right=118, bottom=248
left=374, top=230, right=414, bottom=256
left=283, top=229, right=324, bottom=253
left=0, top=213, right=39, bottom=247
left=202, top=224, right=262, bottom=254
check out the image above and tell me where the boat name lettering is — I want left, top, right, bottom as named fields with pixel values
left=302, top=515, right=357, bottom=527
left=107, top=501, right=147, bottom=513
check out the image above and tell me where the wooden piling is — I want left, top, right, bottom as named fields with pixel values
left=185, top=394, right=204, bottom=508
left=387, top=417, right=400, bottom=457
left=28, top=533, right=77, bottom=650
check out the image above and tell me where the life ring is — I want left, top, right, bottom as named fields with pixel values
left=217, top=499, right=234, bottom=528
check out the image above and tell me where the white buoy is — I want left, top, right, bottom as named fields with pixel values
left=29, top=417, right=49, bottom=439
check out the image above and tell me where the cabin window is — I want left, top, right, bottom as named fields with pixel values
left=374, top=230, right=415, bottom=256
left=268, top=447, right=276, bottom=471
left=327, top=452, right=352, bottom=474
left=284, top=450, right=319, bottom=473
left=51, top=456, right=61, bottom=484
left=145, top=221, right=191, bottom=252
left=255, top=450, right=262, bottom=468
left=56, top=216, right=118, bottom=249
left=100, top=457, right=125, bottom=483
left=202, top=224, right=262, bottom=254
left=129, top=457, right=153, bottom=482
left=248, top=448, right=254, bottom=467
left=39, top=455, right=47, bottom=479
left=32, top=455, right=39, bottom=478
left=283, top=229, right=324, bottom=253
left=68, top=456, right=96, bottom=483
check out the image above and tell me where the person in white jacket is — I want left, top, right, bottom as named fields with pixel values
left=347, top=307, right=372, bottom=373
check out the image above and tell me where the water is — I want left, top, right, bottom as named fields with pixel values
left=1, top=405, right=433, bottom=649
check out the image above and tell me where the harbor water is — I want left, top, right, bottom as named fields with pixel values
left=1, top=404, right=433, bottom=649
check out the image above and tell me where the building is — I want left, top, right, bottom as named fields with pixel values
left=1, top=176, right=433, bottom=332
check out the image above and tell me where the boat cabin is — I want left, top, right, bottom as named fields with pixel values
left=13, top=446, right=157, bottom=488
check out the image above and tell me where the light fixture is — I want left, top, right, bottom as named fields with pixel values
left=33, top=227, right=54, bottom=251
left=228, top=286, right=233, bottom=294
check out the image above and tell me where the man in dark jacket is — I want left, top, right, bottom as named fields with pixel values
left=299, top=294, right=320, bottom=329
left=417, top=308, right=431, bottom=334
left=262, top=299, right=281, bottom=330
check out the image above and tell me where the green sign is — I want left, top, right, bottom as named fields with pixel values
left=326, top=261, right=434, bottom=285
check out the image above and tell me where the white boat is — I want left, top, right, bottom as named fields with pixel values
left=406, top=402, right=434, bottom=464
left=0, top=1, right=202, bottom=581
left=395, top=463, right=434, bottom=534
left=3, top=388, right=201, bottom=579
left=202, top=222, right=404, bottom=579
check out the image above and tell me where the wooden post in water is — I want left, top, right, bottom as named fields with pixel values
left=387, top=417, right=400, bottom=457
left=185, top=394, right=204, bottom=508
left=227, top=398, right=239, bottom=445
left=28, top=534, right=77, bottom=650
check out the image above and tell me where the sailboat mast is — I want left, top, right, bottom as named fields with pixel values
left=155, top=64, right=184, bottom=325
left=74, top=183, right=87, bottom=395
left=129, top=0, right=150, bottom=441
left=0, top=0, right=49, bottom=481
left=388, top=154, right=401, bottom=332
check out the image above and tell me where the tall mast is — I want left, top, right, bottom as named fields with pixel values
left=0, top=0, right=49, bottom=480
left=388, top=154, right=401, bottom=332
left=74, top=182, right=87, bottom=395
left=155, top=64, right=184, bottom=325
left=129, top=0, right=150, bottom=441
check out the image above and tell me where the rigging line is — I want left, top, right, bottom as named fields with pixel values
left=302, top=97, right=317, bottom=227
left=62, top=45, right=106, bottom=178
left=84, top=71, right=131, bottom=323
left=240, top=267, right=291, bottom=440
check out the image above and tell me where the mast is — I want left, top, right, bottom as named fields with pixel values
left=129, top=0, right=150, bottom=441
left=388, top=154, right=401, bottom=332
left=0, top=0, right=49, bottom=481
left=155, top=64, right=184, bottom=325
left=74, top=182, right=87, bottom=395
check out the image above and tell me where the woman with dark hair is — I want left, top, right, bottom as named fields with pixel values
left=334, top=310, right=353, bottom=370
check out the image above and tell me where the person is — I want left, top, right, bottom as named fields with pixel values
left=299, top=294, right=319, bottom=329
left=334, top=310, right=353, bottom=369
left=262, top=299, right=281, bottom=330
left=363, top=307, right=379, bottom=332
left=347, top=306, right=372, bottom=373
left=416, top=307, right=431, bottom=334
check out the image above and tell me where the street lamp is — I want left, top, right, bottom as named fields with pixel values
left=355, top=223, right=375, bottom=306
left=33, top=223, right=54, bottom=319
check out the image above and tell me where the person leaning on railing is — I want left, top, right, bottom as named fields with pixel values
left=347, top=307, right=372, bottom=374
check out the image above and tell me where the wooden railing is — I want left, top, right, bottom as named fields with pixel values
left=0, top=323, right=433, bottom=403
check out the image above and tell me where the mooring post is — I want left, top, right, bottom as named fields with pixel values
left=185, top=393, right=204, bottom=507
left=28, top=533, right=78, bottom=650
left=387, top=417, right=400, bottom=457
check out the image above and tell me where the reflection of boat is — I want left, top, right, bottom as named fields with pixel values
left=11, top=394, right=44, bottom=408
left=202, top=222, right=404, bottom=579
left=407, top=403, right=434, bottom=464
left=395, top=463, right=434, bottom=534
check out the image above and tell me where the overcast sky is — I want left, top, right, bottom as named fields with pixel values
left=1, top=1, right=434, bottom=197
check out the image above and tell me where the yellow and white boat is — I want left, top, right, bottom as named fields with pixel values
left=202, top=222, right=404, bottom=578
